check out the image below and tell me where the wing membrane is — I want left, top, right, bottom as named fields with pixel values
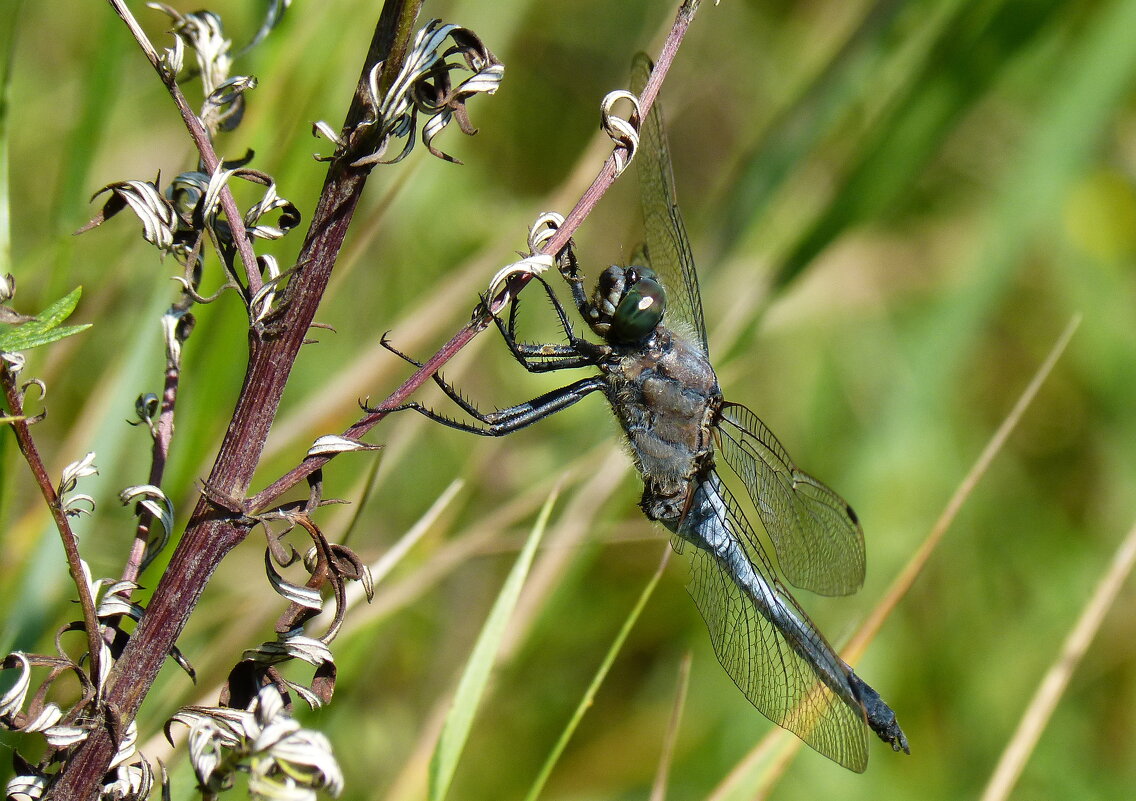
left=716, top=403, right=865, bottom=596
left=668, top=471, right=869, bottom=772
left=631, top=54, right=707, bottom=352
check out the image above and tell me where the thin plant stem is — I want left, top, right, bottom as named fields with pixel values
left=522, top=545, right=672, bottom=801
left=247, top=0, right=706, bottom=513
left=0, top=367, right=103, bottom=693
left=649, top=651, right=692, bottom=801
left=121, top=327, right=181, bottom=585
left=980, top=516, right=1136, bottom=801
left=105, top=0, right=262, bottom=295
left=844, top=313, right=1082, bottom=661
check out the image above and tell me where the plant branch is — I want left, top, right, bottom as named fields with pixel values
left=0, top=367, right=104, bottom=695
left=47, top=2, right=425, bottom=798
left=247, top=0, right=704, bottom=513
left=121, top=343, right=180, bottom=585
left=106, top=0, right=262, bottom=295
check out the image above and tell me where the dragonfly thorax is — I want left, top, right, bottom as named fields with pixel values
left=587, top=265, right=667, bottom=345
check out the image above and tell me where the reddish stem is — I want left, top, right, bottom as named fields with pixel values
left=249, top=0, right=702, bottom=512
left=47, top=3, right=424, bottom=797
left=48, top=1, right=702, bottom=797
left=106, top=0, right=263, bottom=296
left=0, top=369, right=104, bottom=696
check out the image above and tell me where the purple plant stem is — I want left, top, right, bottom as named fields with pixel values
left=249, top=0, right=702, bottom=512
left=47, top=3, right=424, bottom=797
left=106, top=0, right=263, bottom=295
left=1, top=369, right=104, bottom=693
left=50, top=1, right=702, bottom=797
left=121, top=355, right=178, bottom=585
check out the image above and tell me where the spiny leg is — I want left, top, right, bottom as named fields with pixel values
left=555, top=239, right=591, bottom=319
left=378, top=375, right=606, bottom=436
left=377, top=334, right=487, bottom=419
left=487, top=273, right=607, bottom=373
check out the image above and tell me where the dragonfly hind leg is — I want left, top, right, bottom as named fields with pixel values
left=373, top=371, right=606, bottom=437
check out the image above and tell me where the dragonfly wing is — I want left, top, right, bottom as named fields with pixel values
left=631, top=54, right=708, bottom=353
left=668, top=471, right=870, bottom=772
left=716, top=403, right=865, bottom=596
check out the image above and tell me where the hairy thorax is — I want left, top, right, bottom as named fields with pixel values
left=600, top=327, right=722, bottom=523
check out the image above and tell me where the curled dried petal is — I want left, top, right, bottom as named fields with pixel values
left=76, top=180, right=177, bottom=252
left=149, top=4, right=232, bottom=95
left=305, top=435, right=380, bottom=457
left=264, top=549, right=324, bottom=610
left=0, top=652, right=32, bottom=719
left=6, top=772, right=48, bottom=801
left=203, top=74, right=257, bottom=132
left=316, top=19, right=502, bottom=167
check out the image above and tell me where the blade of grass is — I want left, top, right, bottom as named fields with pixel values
left=706, top=313, right=1081, bottom=800
left=522, top=544, right=672, bottom=801
left=0, top=7, right=10, bottom=282
left=428, top=488, right=558, bottom=801
left=844, top=313, right=1082, bottom=660
left=0, top=0, right=12, bottom=630
left=649, top=650, right=692, bottom=801
left=979, top=517, right=1136, bottom=801
left=379, top=448, right=620, bottom=801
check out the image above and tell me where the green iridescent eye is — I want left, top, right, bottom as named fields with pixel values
left=611, top=274, right=666, bottom=343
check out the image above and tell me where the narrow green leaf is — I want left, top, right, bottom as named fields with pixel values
left=35, top=285, right=83, bottom=327
left=428, top=489, right=558, bottom=801
left=522, top=547, right=670, bottom=801
left=0, top=287, right=90, bottom=351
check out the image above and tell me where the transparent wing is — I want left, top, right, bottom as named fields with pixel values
left=715, top=403, right=865, bottom=596
left=668, top=471, right=870, bottom=772
left=631, top=54, right=708, bottom=353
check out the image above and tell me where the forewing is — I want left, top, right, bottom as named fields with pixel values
left=631, top=54, right=708, bottom=352
left=716, top=403, right=865, bottom=596
left=672, top=471, right=869, bottom=772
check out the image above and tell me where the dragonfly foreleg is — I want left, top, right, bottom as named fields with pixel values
left=379, top=375, right=606, bottom=436
left=488, top=273, right=608, bottom=374
left=554, top=240, right=591, bottom=320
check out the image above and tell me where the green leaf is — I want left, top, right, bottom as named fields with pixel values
left=522, top=547, right=669, bottom=801
left=0, top=286, right=91, bottom=352
left=428, top=490, right=557, bottom=801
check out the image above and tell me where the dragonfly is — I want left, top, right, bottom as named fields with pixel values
left=380, top=55, right=908, bottom=772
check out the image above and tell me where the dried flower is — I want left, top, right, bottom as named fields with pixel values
left=171, top=686, right=343, bottom=799
left=315, top=19, right=503, bottom=166
left=58, top=452, right=98, bottom=518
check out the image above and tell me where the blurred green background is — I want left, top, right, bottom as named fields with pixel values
left=3, top=0, right=1136, bottom=798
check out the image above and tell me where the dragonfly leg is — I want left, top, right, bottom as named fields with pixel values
left=554, top=239, right=592, bottom=320
left=376, top=375, right=606, bottom=436
left=378, top=334, right=492, bottom=418
left=486, top=273, right=608, bottom=374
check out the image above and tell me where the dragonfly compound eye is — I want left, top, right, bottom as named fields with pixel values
left=611, top=274, right=666, bottom=343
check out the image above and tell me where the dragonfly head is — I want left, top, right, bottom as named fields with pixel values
left=590, top=265, right=667, bottom=345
